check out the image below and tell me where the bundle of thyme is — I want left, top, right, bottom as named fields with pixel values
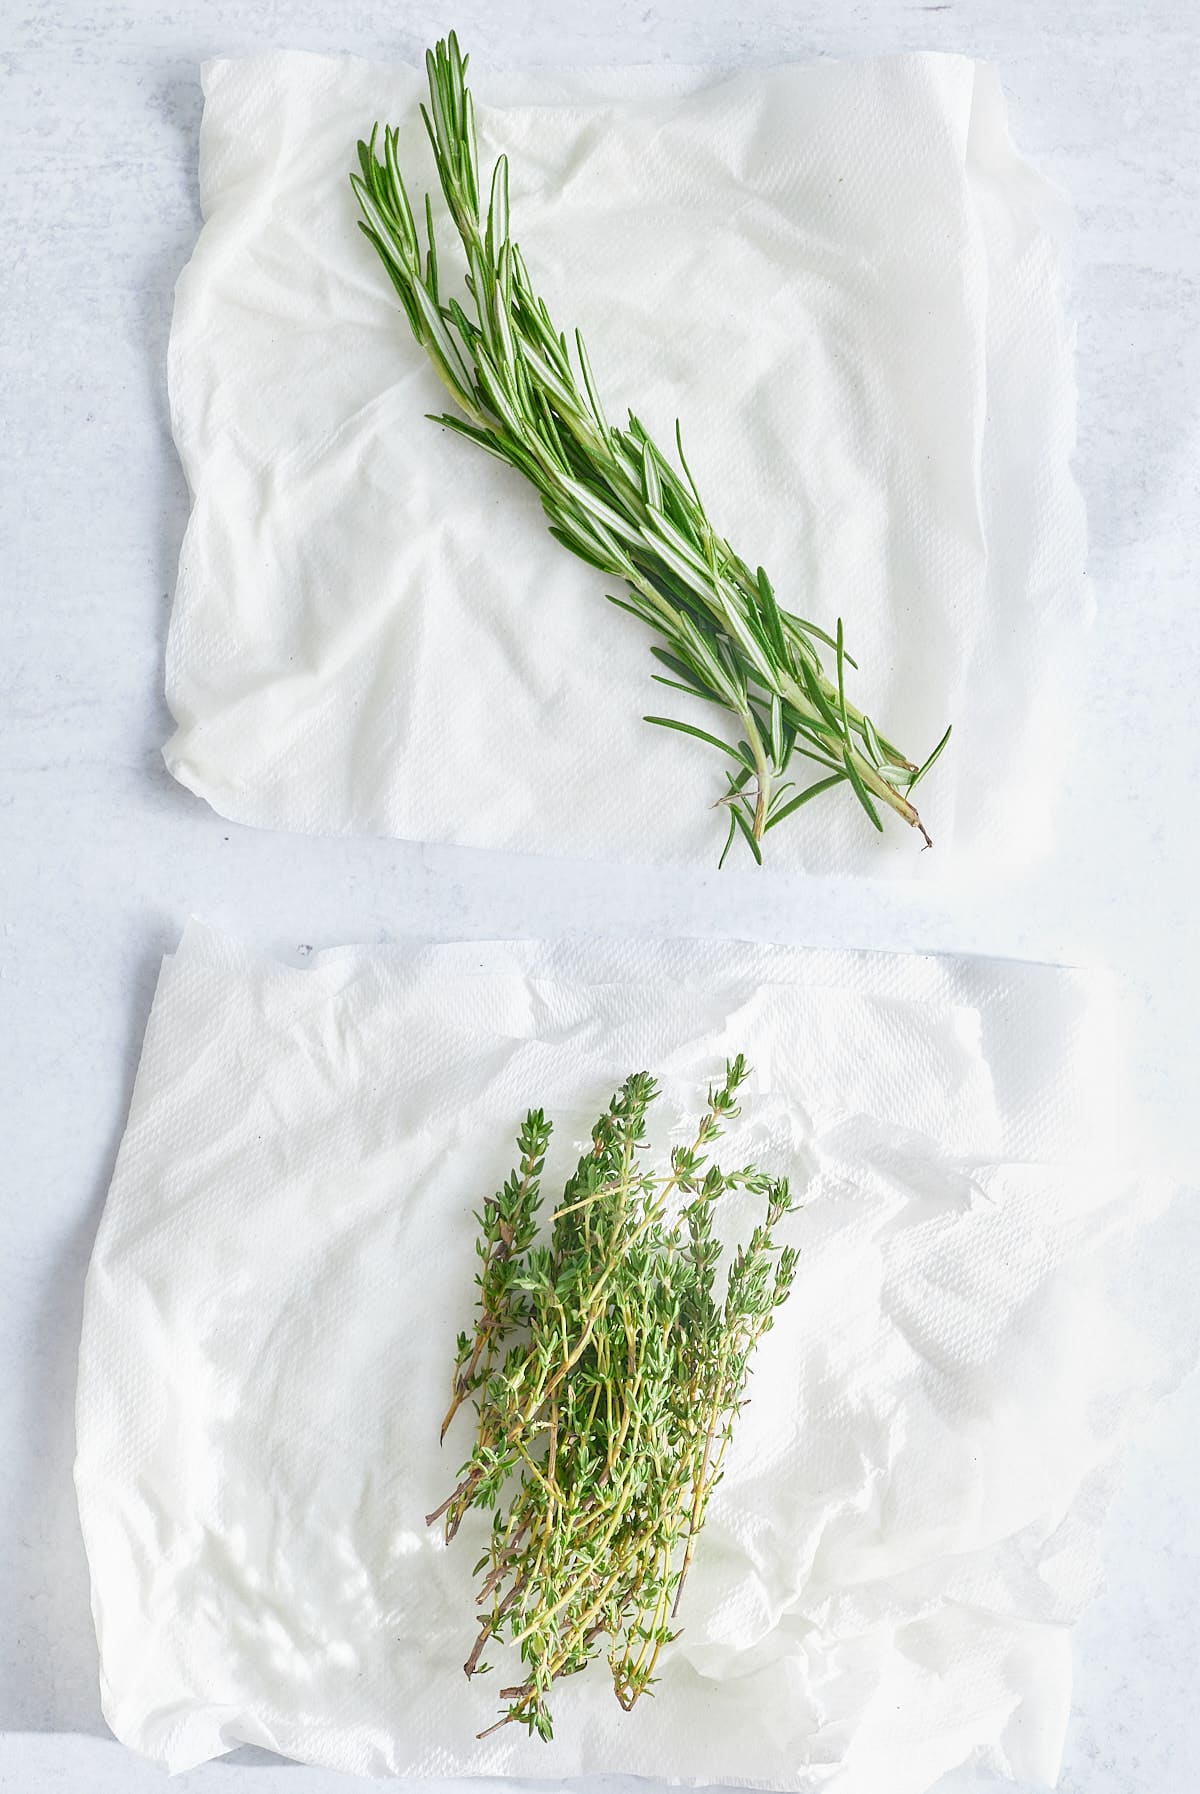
left=429, top=1057, right=799, bottom=1740
left=352, top=35, right=950, bottom=864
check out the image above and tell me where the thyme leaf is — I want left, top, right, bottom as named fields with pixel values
left=432, top=1057, right=800, bottom=1741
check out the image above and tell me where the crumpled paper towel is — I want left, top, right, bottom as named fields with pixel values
left=75, top=926, right=1189, bottom=1790
left=163, top=50, right=1086, bottom=876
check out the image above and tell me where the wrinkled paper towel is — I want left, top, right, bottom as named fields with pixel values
left=164, top=51, right=1086, bottom=876
left=76, top=926, right=1189, bottom=1790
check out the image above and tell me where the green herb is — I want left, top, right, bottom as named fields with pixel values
left=429, top=1056, right=799, bottom=1740
left=352, top=35, right=949, bottom=863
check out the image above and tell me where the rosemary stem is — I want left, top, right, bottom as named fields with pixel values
left=353, top=35, right=950, bottom=866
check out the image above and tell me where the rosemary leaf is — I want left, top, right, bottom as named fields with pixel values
left=354, top=36, right=949, bottom=861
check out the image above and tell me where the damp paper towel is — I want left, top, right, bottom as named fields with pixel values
left=75, top=926, right=1189, bottom=1791
left=163, top=51, right=1086, bottom=877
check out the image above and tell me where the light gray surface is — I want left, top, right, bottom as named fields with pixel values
left=0, top=1, right=1197, bottom=1791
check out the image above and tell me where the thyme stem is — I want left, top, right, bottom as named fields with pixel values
left=432, top=1056, right=800, bottom=1740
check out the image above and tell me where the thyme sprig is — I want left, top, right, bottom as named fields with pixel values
left=430, top=1057, right=799, bottom=1741
left=352, top=35, right=950, bottom=864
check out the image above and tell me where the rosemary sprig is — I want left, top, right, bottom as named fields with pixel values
left=431, top=1057, right=799, bottom=1741
left=352, top=36, right=950, bottom=864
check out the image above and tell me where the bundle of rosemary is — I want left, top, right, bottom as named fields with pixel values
left=352, top=36, right=950, bottom=864
left=429, top=1057, right=798, bottom=1740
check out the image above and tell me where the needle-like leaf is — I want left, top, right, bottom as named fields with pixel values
left=352, top=36, right=948, bottom=863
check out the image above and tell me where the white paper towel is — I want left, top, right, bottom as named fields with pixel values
left=75, top=927, right=1187, bottom=1790
left=163, top=51, right=1086, bottom=875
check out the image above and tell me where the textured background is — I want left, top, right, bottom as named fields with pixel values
left=1, top=1, right=1197, bottom=1791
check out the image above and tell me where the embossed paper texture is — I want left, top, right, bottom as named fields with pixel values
left=164, top=52, right=1086, bottom=874
left=74, top=928, right=1190, bottom=1792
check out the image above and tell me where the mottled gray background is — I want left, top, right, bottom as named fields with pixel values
left=1, top=1, right=1197, bottom=1790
